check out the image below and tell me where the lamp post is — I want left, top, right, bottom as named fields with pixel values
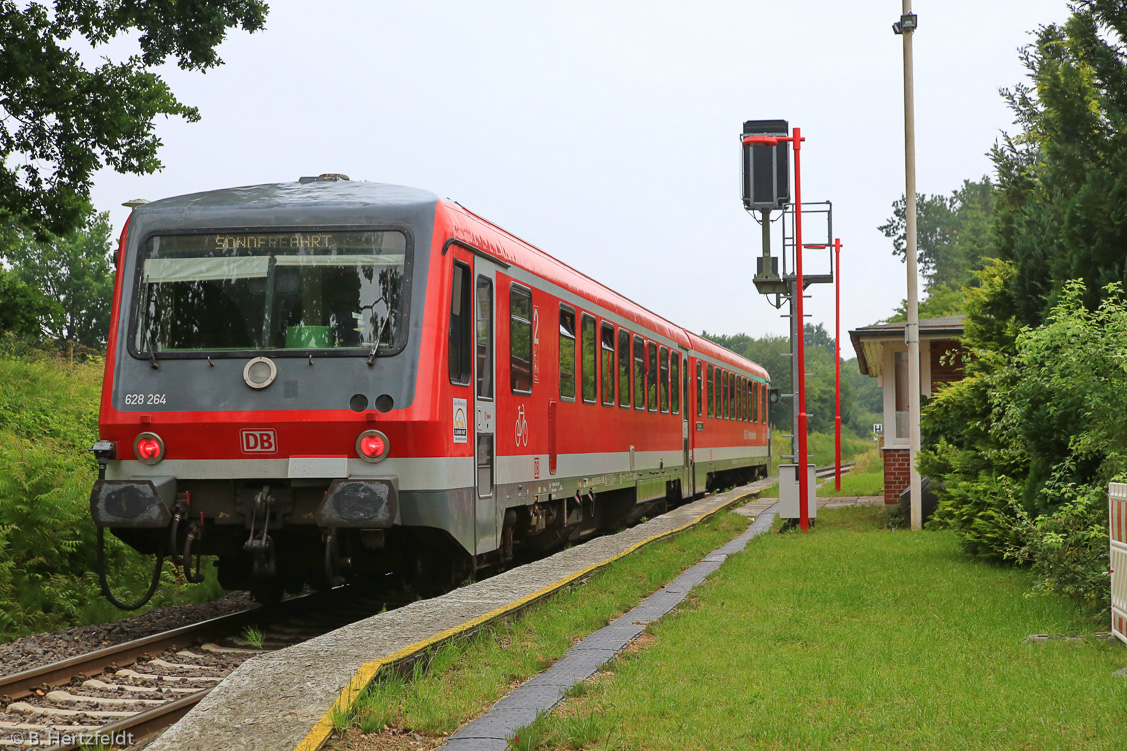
left=834, top=237, right=843, bottom=492
left=743, top=128, right=810, bottom=531
left=894, top=3, right=923, bottom=530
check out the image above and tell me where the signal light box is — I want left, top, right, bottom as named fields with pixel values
left=741, top=119, right=791, bottom=211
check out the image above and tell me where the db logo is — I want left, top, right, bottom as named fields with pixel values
left=241, top=429, right=278, bottom=454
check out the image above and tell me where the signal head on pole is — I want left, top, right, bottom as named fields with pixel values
left=741, top=120, right=791, bottom=211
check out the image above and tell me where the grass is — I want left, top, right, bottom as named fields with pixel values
left=817, top=469, right=883, bottom=496
left=759, top=443, right=885, bottom=499
left=819, top=446, right=883, bottom=497
left=519, top=506, right=1127, bottom=750
left=325, top=509, right=752, bottom=745
left=0, top=343, right=227, bottom=642
left=241, top=625, right=265, bottom=649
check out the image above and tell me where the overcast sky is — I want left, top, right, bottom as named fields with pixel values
left=88, top=0, right=1071, bottom=347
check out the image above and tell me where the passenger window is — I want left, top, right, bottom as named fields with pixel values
left=601, top=322, right=615, bottom=406
left=509, top=284, right=532, bottom=394
left=659, top=346, right=669, bottom=413
left=697, top=360, right=703, bottom=417
left=737, top=376, right=743, bottom=421
left=633, top=335, right=645, bottom=410
left=449, top=261, right=472, bottom=385
left=618, top=328, right=630, bottom=408
left=559, top=306, right=576, bottom=400
left=671, top=353, right=680, bottom=415
left=475, top=276, right=493, bottom=400
left=707, top=363, right=714, bottom=418
left=581, top=314, right=596, bottom=404
left=683, top=357, right=690, bottom=418
left=722, top=371, right=729, bottom=420
left=647, top=342, right=658, bottom=412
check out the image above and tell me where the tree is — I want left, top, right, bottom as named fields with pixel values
left=0, top=267, right=57, bottom=339
left=703, top=324, right=880, bottom=437
left=992, top=1, right=1127, bottom=325
left=1, top=209, right=114, bottom=346
left=0, top=1, right=268, bottom=238
left=879, top=177, right=996, bottom=318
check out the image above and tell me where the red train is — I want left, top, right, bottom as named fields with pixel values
left=90, top=176, right=772, bottom=604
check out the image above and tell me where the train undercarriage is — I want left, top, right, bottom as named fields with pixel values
left=96, top=462, right=766, bottom=606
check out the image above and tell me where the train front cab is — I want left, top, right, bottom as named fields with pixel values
left=89, top=182, right=471, bottom=601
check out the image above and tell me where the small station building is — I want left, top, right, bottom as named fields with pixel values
left=848, top=316, right=966, bottom=505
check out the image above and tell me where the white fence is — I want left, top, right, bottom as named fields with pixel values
left=1109, top=483, right=1127, bottom=644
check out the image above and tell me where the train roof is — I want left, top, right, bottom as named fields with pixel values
left=129, top=180, right=440, bottom=225
left=441, top=201, right=769, bottom=380
left=128, top=179, right=768, bottom=381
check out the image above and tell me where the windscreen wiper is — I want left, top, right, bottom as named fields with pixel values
left=366, top=315, right=391, bottom=367
left=146, top=334, right=159, bottom=370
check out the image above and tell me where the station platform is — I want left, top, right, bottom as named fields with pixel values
left=146, top=479, right=776, bottom=751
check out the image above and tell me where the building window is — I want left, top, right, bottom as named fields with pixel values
left=509, top=284, right=532, bottom=394
left=559, top=305, right=576, bottom=400
left=601, top=322, right=615, bottom=406
left=894, top=350, right=910, bottom=439
left=449, top=261, right=472, bottom=385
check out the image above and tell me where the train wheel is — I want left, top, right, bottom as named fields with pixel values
left=250, top=578, right=285, bottom=605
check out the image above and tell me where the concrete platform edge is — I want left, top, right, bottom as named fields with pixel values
left=291, top=486, right=765, bottom=751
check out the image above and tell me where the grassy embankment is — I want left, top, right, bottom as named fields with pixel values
left=0, top=346, right=223, bottom=642
left=518, top=506, right=1126, bottom=750
left=325, top=510, right=752, bottom=745
left=760, top=431, right=883, bottom=498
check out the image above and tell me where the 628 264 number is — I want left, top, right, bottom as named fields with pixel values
left=124, top=393, right=167, bottom=406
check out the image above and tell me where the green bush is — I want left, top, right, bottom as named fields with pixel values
left=1005, top=472, right=1110, bottom=612
left=0, top=350, right=223, bottom=641
left=924, top=276, right=1121, bottom=612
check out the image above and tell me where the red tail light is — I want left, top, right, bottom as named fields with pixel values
left=356, top=430, right=389, bottom=463
left=134, top=432, right=165, bottom=465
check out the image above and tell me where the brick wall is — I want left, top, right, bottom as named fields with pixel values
left=930, top=339, right=965, bottom=386
left=883, top=447, right=911, bottom=505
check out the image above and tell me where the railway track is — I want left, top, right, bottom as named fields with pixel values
left=0, top=587, right=411, bottom=750
left=815, top=462, right=856, bottom=480
left=0, top=484, right=779, bottom=750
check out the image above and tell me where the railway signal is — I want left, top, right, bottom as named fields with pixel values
left=743, top=121, right=839, bottom=531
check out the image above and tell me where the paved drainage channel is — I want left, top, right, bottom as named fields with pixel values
left=438, top=504, right=780, bottom=751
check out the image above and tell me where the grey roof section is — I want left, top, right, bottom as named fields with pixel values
left=145, top=480, right=775, bottom=751
left=133, top=180, right=441, bottom=221
left=848, top=315, right=965, bottom=377
left=438, top=505, right=780, bottom=751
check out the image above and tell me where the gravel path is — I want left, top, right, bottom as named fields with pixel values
left=0, top=593, right=256, bottom=678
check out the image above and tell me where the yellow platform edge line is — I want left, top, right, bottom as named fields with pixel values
left=292, top=491, right=755, bottom=751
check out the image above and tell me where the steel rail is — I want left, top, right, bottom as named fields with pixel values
left=0, top=589, right=334, bottom=702
left=43, top=688, right=214, bottom=751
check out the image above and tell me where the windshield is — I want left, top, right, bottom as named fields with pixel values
left=133, top=230, right=409, bottom=355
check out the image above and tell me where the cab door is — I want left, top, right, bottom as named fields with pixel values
left=473, top=260, right=501, bottom=555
